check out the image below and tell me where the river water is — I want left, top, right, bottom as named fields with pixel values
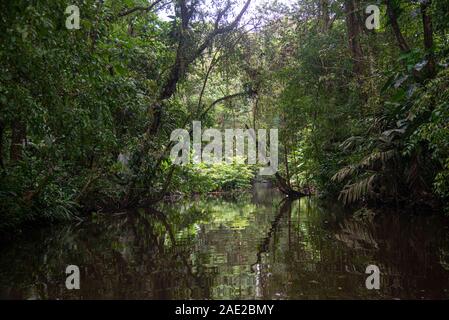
left=1, top=185, right=449, bottom=299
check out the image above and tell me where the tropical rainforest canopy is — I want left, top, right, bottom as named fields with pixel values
left=1, top=0, right=448, bottom=232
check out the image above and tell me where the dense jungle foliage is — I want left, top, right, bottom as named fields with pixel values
left=0, top=0, right=448, bottom=232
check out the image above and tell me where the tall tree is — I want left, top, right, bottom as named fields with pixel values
left=421, top=0, right=436, bottom=77
left=385, top=0, right=411, bottom=53
left=344, top=0, right=364, bottom=74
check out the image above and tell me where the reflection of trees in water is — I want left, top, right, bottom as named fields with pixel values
left=252, top=181, right=278, bottom=206
left=251, top=197, right=449, bottom=299
left=179, top=197, right=279, bottom=299
left=251, top=198, right=293, bottom=299
left=329, top=212, right=449, bottom=298
left=1, top=195, right=449, bottom=299
left=0, top=208, right=214, bottom=299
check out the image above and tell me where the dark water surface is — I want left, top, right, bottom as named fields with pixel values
left=1, top=185, right=449, bottom=299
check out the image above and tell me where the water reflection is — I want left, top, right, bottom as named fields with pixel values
left=1, top=184, right=449, bottom=299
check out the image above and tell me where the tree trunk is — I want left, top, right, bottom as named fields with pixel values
left=421, top=0, right=436, bottom=77
left=319, top=0, right=330, bottom=31
left=275, top=172, right=304, bottom=198
left=0, top=121, right=4, bottom=169
left=344, top=0, right=364, bottom=75
left=386, top=0, right=410, bottom=53
left=283, top=143, right=291, bottom=188
left=10, top=119, right=26, bottom=162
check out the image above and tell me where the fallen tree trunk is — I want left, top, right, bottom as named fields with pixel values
left=275, top=172, right=308, bottom=198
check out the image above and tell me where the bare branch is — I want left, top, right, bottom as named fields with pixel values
left=195, top=0, right=252, bottom=60
left=200, top=91, right=248, bottom=119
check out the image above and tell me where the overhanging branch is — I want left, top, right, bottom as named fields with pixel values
left=118, top=0, right=165, bottom=17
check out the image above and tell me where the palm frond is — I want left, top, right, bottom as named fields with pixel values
left=332, top=165, right=358, bottom=183
left=360, top=149, right=397, bottom=168
left=339, top=174, right=377, bottom=205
